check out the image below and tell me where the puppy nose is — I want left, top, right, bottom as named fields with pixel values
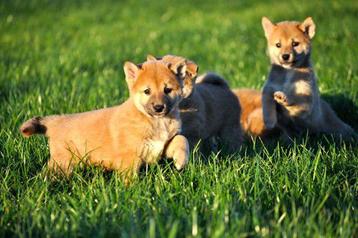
left=153, top=104, right=165, bottom=113
left=282, top=54, right=290, bottom=61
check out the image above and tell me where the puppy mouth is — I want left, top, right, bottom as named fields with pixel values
left=151, top=111, right=168, bottom=117
left=146, top=108, right=170, bottom=117
left=279, top=60, right=295, bottom=68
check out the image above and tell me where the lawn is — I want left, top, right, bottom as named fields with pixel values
left=1, top=0, right=358, bottom=237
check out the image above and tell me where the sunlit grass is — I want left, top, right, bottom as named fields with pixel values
left=1, top=0, right=357, bottom=237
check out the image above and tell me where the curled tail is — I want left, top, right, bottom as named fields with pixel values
left=20, top=116, right=47, bottom=137
left=196, top=73, right=229, bottom=88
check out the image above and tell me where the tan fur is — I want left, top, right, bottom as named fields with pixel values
left=261, top=17, right=355, bottom=139
left=232, top=89, right=273, bottom=138
left=147, top=55, right=242, bottom=152
left=20, top=61, right=190, bottom=179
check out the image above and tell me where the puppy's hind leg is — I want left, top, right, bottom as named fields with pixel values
left=187, top=136, right=201, bottom=152
left=47, top=152, right=75, bottom=178
left=201, top=138, right=218, bottom=155
left=164, top=135, right=190, bottom=170
left=219, top=125, right=243, bottom=153
left=319, top=100, right=356, bottom=139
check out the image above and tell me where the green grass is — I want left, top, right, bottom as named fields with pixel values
left=1, top=0, right=358, bottom=237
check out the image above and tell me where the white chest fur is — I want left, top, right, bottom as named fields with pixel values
left=141, top=116, right=181, bottom=164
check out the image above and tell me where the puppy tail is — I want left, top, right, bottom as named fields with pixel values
left=196, top=73, right=229, bottom=88
left=20, top=116, right=48, bottom=137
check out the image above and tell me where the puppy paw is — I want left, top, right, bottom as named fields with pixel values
left=174, top=152, right=189, bottom=170
left=263, top=114, right=277, bottom=129
left=264, top=120, right=276, bottom=130
left=165, top=135, right=190, bottom=170
left=274, top=91, right=289, bottom=106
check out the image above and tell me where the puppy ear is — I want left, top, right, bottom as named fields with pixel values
left=186, top=61, right=199, bottom=79
left=262, top=17, right=275, bottom=39
left=123, top=61, right=141, bottom=89
left=146, top=54, right=158, bottom=61
left=299, top=17, right=316, bottom=39
left=167, top=61, right=187, bottom=79
left=181, top=61, right=198, bottom=98
left=163, top=56, right=198, bottom=98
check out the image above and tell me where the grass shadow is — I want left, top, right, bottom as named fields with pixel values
left=322, top=93, right=358, bottom=130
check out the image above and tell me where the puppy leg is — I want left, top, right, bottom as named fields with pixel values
left=187, top=136, right=201, bottom=151
left=319, top=100, right=356, bottom=139
left=247, top=108, right=267, bottom=137
left=274, top=91, right=302, bottom=139
left=262, top=89, right=278, bottom=129
left=201, top=138, right=217, bottom=154
left=164, top=135, right=190, bottom=170
left=122, top=165, right=141, bottom=186
left=187, top=136, right=216, bottom=156
left=47, top=154, right=74, bottom=177
left=220, top=125, right=242, bottom=153
left=112, top=155, right=142, bottom=185
left=276, top=91, right=314, bottom=119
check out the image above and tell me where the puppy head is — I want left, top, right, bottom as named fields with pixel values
left=124, top=60, right=186, bottom=117
left=262, top=17, right=315, bottom=68
left=147, top=54, right=198, bottom=98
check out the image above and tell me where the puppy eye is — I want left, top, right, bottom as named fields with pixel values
left=164, top=87, right=172, bottom=95
left=144, top=88, right=151, bottom=95
left=276, top=43, right=281, bottom=48
left=292, top=41, right=299, bottom=47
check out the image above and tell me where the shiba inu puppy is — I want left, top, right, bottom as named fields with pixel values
left=147, top=55, right=242, bottom=152
left=261, top=16, right=355, bottom=139
left=20, top=60, right=190, bottom=179
left=233, top=89, right=273, bottom=138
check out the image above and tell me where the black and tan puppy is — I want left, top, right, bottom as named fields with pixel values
left=261, top=17, right=355, bottom=139
left=147, top=55, right=243, bottom=152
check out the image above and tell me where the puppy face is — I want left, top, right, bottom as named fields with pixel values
left=124, top=61, right=185, bottom=117
left=147, top=55, right=198, bottom=98
left=262, top=17, right=315, bottom=68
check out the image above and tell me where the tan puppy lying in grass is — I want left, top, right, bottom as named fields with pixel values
left=147, top=55, right=242, bottom=152
left=261, top=16, right=355, bottom=139
left=20, top=60, right=190, bottom=179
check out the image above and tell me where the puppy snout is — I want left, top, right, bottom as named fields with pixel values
left=153, top=104, right=165, bottom=113
left=281, top=54, right=290, bottom=61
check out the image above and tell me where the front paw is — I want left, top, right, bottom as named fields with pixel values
left=264, top=119, right=276, bottom=130
left=274, top=91, right=289, bottom=106
left=173, top=149, right=189, bottom=171
left=263, top=111, right=277, bottom=129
